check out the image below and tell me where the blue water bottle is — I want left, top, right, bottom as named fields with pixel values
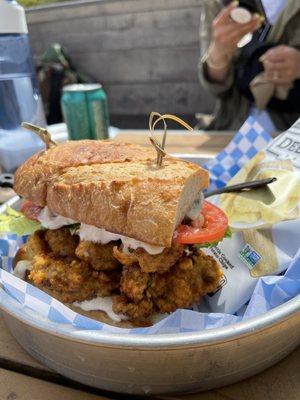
left=0, top=0, right=46, bottom=172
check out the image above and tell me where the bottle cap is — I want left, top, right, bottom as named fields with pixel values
left=0, top=0, right=28, bottom=34
left=230, top=7, right=252, bottom=24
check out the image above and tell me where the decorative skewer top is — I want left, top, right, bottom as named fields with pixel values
left=148, top=112, right=193, bottom=167
left=21, top=122, right=57, bottom=150
left=22, top=112, right=193, bottom=159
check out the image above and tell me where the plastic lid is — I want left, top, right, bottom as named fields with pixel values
left=63, top=83, right=103, bottom=92
left=0, top=0, right=28, bottom=34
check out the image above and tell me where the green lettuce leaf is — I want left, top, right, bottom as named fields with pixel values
left=194, top=226, right=232, bottom=249
left=0, top=207, right=41, bottom=236
left=68, top=223, right=80, bottom=235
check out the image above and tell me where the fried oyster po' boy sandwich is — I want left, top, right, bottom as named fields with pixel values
left=9, top=140, right=228, bottom=326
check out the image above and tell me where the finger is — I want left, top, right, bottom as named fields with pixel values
left=264, top=67, right=294, bottom=84
left=225, top=20, right=259, bottom=43
left=222, top=16, right=259, bottom=37
left=261, top=46, right=289, bottom=62
left=213, top=16, right=259, bottom=50
left=214, top=1, right=238, bottom=26
left=262, top=56, right=287, bottom=64
left=264, top=53, right=287, bottom=63
left=262, top=61, right=295, bottom=81
left=263, top=60, right=290, bottom=73
left=239, top=17, right=261, bottom=33
left=266, top=73, right=294, bottom=85
left=266, top=71, right=285, bottom=81
left=267, top=76, right=293, bottom=85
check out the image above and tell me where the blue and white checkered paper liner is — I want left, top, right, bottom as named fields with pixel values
left=0, top=116, right=299, bottom=334
left=203, top=116, right=271, bottom=190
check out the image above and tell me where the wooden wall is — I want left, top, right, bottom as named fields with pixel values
left=26, top=0, right=215, bottom=128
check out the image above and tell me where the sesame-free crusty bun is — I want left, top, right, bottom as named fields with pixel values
left=14, top=140, right=155, bottom=205
left=14, top=140, right=209, bottom=247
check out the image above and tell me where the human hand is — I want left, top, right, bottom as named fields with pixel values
left=260, top=45, right=300, bottom=85
left=210, top=1, right=261, bottom=62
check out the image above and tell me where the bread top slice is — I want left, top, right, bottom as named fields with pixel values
left=14, top=140, right=209, bottom=247
left=14, top=140, right=155, bottom=206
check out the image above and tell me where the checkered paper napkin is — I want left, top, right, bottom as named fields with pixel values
left=0, top=116, right=299, bottom=335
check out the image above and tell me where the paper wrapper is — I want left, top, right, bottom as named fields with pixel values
left=200, top=118, right=300, bottom=314
left=0, top=116, right=299, bottom=334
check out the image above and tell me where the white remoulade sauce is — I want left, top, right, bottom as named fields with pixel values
left=13, top=260, right=32, bottom=279
left=73, top=297, right=127, bottom=322
left=38, top=207, right=77, bottom=230
left=36, top=207, right=164, bottom=254
left=79, top=224, right=165, bottom=255
left=36, top=191, right=204, bottom=256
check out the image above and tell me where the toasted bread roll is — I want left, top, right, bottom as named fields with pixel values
left=14, top=141, right=209, bottom=247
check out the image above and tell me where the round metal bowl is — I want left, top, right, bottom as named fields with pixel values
left=0, top=290, right=299, bottom=395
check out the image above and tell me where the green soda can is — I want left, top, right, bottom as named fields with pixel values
left=61, top=83, right=110, bottom=140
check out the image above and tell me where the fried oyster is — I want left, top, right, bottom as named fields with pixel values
left=16, top=227, right=222, bottom=324
left=113, top=250, right=222, bottom=320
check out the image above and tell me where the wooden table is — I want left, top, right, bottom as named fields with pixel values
left=0, top=130, right=299, bottom=400
left=114, top=129, right=235, bottom=155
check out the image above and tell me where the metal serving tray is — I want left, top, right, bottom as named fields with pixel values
left=0, top=155, right=299, bottom=395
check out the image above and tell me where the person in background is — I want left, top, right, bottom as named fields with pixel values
left=198, top=0, right=300, bottom=132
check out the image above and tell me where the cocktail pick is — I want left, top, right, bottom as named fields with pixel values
left=149, top=112, right=193, bottom=167
left=21, top=122, right=57, bottom=149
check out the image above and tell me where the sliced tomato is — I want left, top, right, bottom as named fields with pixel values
left=174, top=201, right=228, bottom=244
left=21, top=201, right=43, bottom=221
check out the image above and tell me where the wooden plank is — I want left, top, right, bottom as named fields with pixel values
left=0, top=368, right=108, bottom=400
left=174, top=347, right=300, bottom=400
left=0, top=314, right=47, bottom=372
left=26, top=0, right=202, bottom=23
left=160, top=393, right=229, bottom=400
left=104, top=82, right=215, bottom=115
